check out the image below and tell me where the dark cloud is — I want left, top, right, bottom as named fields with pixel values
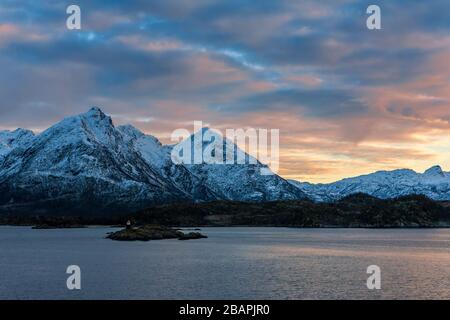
left=219, top=88, right=370, bottom=119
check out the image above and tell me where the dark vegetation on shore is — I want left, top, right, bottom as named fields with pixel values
left=0, top=194, right=449, bottom=228
left=135, top=194, right=450, bottom=228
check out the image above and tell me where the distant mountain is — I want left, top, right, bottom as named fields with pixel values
left=0, top=107, right=306, bottom=215
left=289, top=166, right=450, bottom=202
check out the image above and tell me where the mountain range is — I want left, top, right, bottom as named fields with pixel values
left=1, top=107, right=450, bottom=216
left=0, top=107, right=305, bottom=215
left=288, top=165, right=450, bottom=202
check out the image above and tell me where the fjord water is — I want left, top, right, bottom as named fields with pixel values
left=0, top=227, right=449, bottom=300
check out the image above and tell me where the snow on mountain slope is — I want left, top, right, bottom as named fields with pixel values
left=118, top=125, right=307, bottom=201
left=176, top=128, right=308, bottom=201
left=0, top=108, right=190, bottom=215
left=3, top=107, right=448, bottom=212
left=117, top=124, right=219, bottom=201
left=289, top=166, right=450, bottom=202
left=0, top=129, right=34, bottom=160
left=0, top=107, right=307, bottom=215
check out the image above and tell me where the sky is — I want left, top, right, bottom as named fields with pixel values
left=0, top=0, right=449, bottom=183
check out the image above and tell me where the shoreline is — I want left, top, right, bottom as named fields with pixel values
left=1, top=224, right=449, bottom=229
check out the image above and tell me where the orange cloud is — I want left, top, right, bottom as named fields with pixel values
left=0, top=24, right=48, bottom=46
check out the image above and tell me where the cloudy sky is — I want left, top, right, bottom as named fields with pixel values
left=0, top=0, right=449, bottom=182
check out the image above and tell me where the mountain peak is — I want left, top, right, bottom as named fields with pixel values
left=79, top=106, right=113, bottom=128
left=424, top=165, right=445, bottom=177
left=192, top=127, right=216, bottom=136
left=0, top=128, right=34, bottom=137
left=87, top=106, right=105, bottom=115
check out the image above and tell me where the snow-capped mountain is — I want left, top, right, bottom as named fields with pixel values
left=0, top=107, right=306, bottom=215
left=179, top=128, right=305, bottom=201
left=0, top=107, right=191, bottom=215
left=289, top=165, right=450, bottom=202
left=6, top=107, right=448, bottom=214
left=0, top=129, right=34, bottom=160
left=117, top=124, right=219, bottom=202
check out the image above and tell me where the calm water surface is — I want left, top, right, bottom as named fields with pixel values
left=0, top=227, right=449, bottom=300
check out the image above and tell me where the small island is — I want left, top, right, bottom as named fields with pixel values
left=106, top=225, right=208, bottom=241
